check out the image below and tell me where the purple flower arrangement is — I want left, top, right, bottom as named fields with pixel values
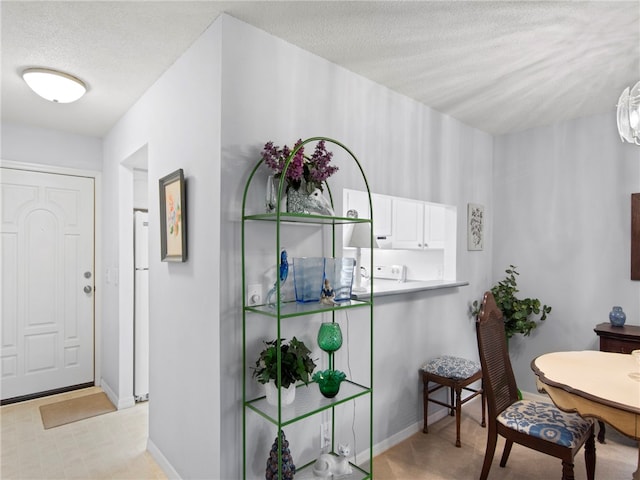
left=261, top=139, right=338, bottom=194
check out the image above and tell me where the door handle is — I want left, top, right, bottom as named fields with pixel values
left=83, top=285, right=93, bottom=294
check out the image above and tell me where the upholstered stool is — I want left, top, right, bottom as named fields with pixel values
left=421, top=355, right=486, bottom=447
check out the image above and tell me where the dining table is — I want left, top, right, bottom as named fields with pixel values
left=531, top=350, right=640, bottom=480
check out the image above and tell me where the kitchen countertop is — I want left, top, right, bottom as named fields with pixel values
left=351, top=278, right=469, bottom=299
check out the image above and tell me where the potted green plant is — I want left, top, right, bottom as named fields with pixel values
left=252, top=337, right=317, bottom=406
left=472, top=265, right=552, bottom=339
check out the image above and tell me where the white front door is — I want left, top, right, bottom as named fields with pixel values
left=1, top=168, right=95, bottom=400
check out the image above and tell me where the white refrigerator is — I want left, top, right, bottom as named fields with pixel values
left=134, top=211, right=149, bottom=401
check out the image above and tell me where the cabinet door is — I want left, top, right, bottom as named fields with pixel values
left=343, top=189, right=370, bottom=220
left=424, top=203, right=445, bottom=249
left=372, top=194, right=392, bottom=237
left=392, top=198, right=425, bottom=249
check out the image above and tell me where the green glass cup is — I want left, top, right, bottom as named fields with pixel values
left=317, top=322, right=343, bottom=353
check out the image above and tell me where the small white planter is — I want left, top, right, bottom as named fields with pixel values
left=264, top=380, right=296, bottom=406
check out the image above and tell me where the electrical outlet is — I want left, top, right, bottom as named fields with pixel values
left=373, top=264, right=406, bottom=282
left=247, top=284, right=262, bottom=306
left=320, top=422, right=331, bottom=451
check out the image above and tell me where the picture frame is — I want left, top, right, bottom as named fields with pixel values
left=467, top=203, right=484, bottom=251
left=632, top=193, right=639, bottom=280
left=159, top=169, right=187, bottom=262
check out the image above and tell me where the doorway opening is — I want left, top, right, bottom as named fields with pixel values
left=122, top=146, right=149, bottom=404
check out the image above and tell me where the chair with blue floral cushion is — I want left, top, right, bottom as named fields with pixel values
left=476, top=292, right=595, bottom=480
left=421, top=355, right=485, bottom=447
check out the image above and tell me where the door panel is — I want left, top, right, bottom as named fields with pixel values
left=1, top=168, right=94, bottom=400
left=391, top=197, right=425, bottom=249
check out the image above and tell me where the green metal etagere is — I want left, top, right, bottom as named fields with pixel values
left=241, top=137, right=374, bottom=480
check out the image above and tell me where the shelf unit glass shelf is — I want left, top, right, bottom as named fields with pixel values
left=292, top=461, right=370, bottom=480
left=245, top=299, right=370, bottom=318
left=246, top=380, right=371, bottom=427
left=244, top=212, right=372, bottom=225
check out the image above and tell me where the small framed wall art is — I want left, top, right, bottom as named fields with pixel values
left=159, top=169, right=187, bottom=262
left=467, top=203, right=484, bottom=251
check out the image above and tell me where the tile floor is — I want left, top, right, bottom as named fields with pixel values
left=1, top=387, right=166, bottom=480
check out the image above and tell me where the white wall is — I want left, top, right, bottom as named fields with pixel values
left=218, top=15, right=493, bottom=479
left=1, top=122, right=102, bottom=170
left=493, top=112, right=640, bottom=394
left=102, top=18, right=222, bottom=479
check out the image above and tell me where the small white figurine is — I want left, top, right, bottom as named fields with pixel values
left=319, top=278, right=336, bottom=305
left=312, top=443, right=352, bottom=478
left=302, top=188, right=335, bottom=216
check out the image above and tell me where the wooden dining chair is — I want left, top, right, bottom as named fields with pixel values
left=475, top=292, right=596, bottom=480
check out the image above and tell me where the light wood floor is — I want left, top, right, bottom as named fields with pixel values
left=2, top=387, right=637, bottom=479
left=373, top=397, right=638, bottom=479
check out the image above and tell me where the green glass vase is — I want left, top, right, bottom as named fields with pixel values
left=317, top=322, right=343, bottom=353
left=312, top=369, right=347, bottom=398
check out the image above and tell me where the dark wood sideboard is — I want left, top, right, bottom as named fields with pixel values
left=594, top=322, right=640, bottom=354
left=593, top=322, right=640, bottom=442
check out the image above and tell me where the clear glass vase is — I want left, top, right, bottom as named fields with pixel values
left=265, top=175, right=277, bottom=213
left=293, top=257, right=325, bottom=302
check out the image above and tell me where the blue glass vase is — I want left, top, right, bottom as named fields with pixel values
left=293, top=257, right=324, bottom=302
left=609, top=306, right=626, bottom=327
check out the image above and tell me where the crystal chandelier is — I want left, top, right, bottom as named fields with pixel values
left=617, top=80, right=640, bottom=145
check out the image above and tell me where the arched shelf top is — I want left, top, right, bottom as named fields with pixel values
left=241, top=136, right=373, bottom=224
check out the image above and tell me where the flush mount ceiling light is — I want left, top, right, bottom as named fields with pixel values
left=22, top=67, right=87, bottom=103
left=617, top=80, right=640, bottom=145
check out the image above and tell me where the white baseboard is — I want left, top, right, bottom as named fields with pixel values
left=147, top=438, right=181, bottom=480
left=100, top=379, right=118, bottom=407
left=369, top=403, right=452, bottom=458
left=100, top=378, right=135, bottom=409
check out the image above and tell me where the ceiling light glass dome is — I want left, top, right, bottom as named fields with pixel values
left=22, top=68, right=87, bottom=103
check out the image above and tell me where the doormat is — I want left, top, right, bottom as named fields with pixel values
left=39, top=392, right=116, bottom=429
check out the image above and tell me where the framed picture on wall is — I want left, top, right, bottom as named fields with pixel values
left=159, top=169, right=187, bottom=262
left=632, top=193, right=639, bottom=280
left=467, top=203, right=484, bottom=251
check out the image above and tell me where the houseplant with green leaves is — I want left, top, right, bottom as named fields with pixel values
left=252, top=337, right=317, bottom=406
left=472, top=265, right=552, bottom=339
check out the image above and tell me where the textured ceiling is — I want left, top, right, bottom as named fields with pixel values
left=2, top=1, right=639, bottom=138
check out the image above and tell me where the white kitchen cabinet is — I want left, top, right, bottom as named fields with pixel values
left=343, top=189, right=369, bottom=220
left=425, top=202, right=445, bottom=249
left=343, top=190, right=392, bottom=238
left=343, top=188, right=457, bottom=282
left=372, top=194, right=392, bottom=238
left=391, top=197, right=425, bottom=249
left=391, top=199, right=445, bottom=250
